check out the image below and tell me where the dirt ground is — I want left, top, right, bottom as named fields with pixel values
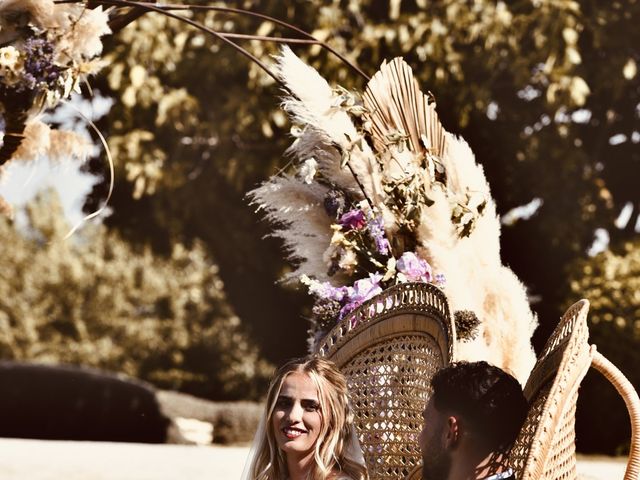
left=0, top=438, right=627, bottom=479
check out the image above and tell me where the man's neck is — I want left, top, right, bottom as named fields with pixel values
left=473, top=452, right=511, bottom=480
left=448, top=450, right=509, bottom=480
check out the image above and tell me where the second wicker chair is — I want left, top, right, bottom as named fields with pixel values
left=508, top=299, right=640, bottom=480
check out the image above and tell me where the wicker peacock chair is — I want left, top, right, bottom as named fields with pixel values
left=509, top=299, right=640, bottom=480
left=315, top=282, right=456, bottom=480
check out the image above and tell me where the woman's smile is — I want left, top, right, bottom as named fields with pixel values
left=272, top=371, right=323, bottom=455
left=282, top=426, right=308, bottom=439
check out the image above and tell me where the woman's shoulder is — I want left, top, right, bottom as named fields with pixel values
left=329, top=466, right=366, bottom=480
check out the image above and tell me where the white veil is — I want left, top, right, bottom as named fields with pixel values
left=343, top=425, right=367, bottom=471
left=240, top=419, right=366, bottom=480
left=240, top=413, right=267, bottom=480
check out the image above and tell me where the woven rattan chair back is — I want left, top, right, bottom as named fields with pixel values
left=509, top=300, right=640, bottom=480
left=509, top=300, right=591, bottom=480
left=315, top=282, right=456, bottom=480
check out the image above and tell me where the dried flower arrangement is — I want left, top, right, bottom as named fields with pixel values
left=0, top=0, right=110, bottom=165
left=0, top=0, right=366, bottom=219
left=250, top=48, right=537, bottom=383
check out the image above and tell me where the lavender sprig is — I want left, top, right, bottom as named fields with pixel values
left=368, top=215, right=390, bottom=256
left=17, top=35, right=60, bottom=93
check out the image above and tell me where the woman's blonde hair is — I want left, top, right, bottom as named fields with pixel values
left=250, top=357, right=367, bottom=480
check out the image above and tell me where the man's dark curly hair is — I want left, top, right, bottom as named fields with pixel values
left=431, top=361, right=528, bottom=453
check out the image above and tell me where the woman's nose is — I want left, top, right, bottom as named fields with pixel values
left=286, top=403, right=304, bottom=422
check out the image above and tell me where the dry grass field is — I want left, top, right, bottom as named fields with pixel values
left=0, top=438, right=627, bottom=479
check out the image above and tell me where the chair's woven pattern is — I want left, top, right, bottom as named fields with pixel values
left=542, top=388, right=579, bottom=479
left=509, top=382, right=551, bottom=474
left=316, top=282, right=454, bottom=480
left=316, top=283, right=454, bottom=362
left=342, top=334, right=443, bottom=479
left=509, top=300, right=591, bottom=480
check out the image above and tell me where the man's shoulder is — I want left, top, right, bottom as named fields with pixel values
left=481, top=469, right=515, bottom=480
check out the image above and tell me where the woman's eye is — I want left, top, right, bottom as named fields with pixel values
left=275, top=397, right=291, bottom=408
left=303, top=401, right=320, bottom=412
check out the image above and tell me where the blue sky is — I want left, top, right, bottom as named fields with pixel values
left=0, top=93, right=112, bottom=228
left=0, top=157, right=98, bottom=226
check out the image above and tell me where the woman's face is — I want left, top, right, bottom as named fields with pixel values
left=271, top=371, right=323, bottom=458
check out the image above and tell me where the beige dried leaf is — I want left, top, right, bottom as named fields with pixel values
left=363, top=58, right=448, bottom=159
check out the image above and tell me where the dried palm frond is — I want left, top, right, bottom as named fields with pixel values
left=363, top=58, right=447, bottom=159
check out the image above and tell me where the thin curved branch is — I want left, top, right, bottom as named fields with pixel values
left=54, top=0, right=374, bottom=203
left=151, top=3, right=370, bottom=82
left=75, top=0, right=283, bottom=84
left=57, top=0, right=370, bottom=82
left=210, top=33, right=317, bottom=44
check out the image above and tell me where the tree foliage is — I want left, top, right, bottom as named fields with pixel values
left=570, top=242, right=640, bottom=336
left=76, top=2, right=640, bottom=453
left=568, top=240, right=640, bottom=453
left=84, top=1, right=639, bottom=362
left=0, top=190, right=271, bottom=400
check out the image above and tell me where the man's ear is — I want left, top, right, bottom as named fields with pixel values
left=444, top=416, right=460, bottom=449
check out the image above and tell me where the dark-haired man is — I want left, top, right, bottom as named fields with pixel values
left=419, top=361, right=528, bottom=480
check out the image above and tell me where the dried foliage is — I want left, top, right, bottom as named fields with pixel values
left=0, top=190, right=272, bottom=400
left=250, top=49, right=536, bottom=382
left=0, top=0, right=110, bottom=166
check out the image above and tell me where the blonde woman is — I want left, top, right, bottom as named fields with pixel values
left=242, top=357, right=368, bottom=480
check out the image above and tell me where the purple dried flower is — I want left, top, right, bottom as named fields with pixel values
left=396, top=252, right=433, bottom=282
left=350, top=273, right=383, bottom=300
left=376, top=237, right=391, bottom=255
left=308, top=280, right=348, bottom=302
left=435, top=273, right=446, bottom=286
left=22, top=72, right=36, bottom=90
left=324, top=189, right=346, bottom=218
left=339, top=209, right=366, bottom=230
left=339, top=301, right=360, bottom=319
left=18, top=35, right=60, bottom=92
left=339, top=273, right=383, bottom=319
left=368, top=215, right=390, bottom=256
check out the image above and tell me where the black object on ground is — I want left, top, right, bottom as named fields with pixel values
left=0, top=362, right=169, bottom=443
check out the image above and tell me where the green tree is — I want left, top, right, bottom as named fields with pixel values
left=567, top=240, right=640, bottom=454
left=0, top=190, right=271, bottom=400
